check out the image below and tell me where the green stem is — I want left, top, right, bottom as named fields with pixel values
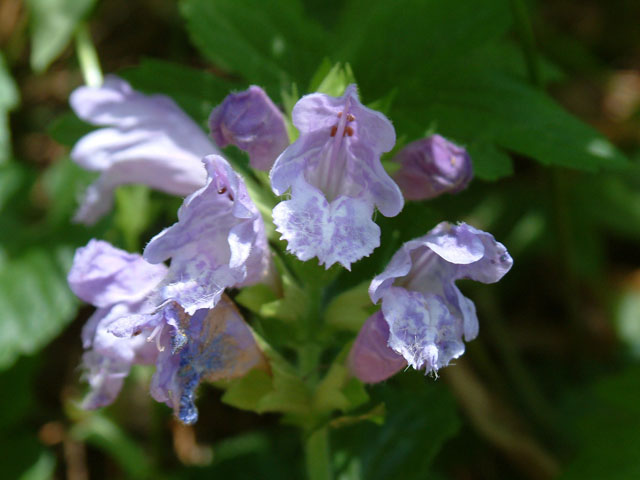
left=305, top=427, right=332, bottom=480
left=75, top=23, right=103, bottom=87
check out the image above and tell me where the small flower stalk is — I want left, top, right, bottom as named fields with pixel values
left=393, top=134, right=473, bottom=201
left=209, top=86, right=290, bottom=171
left=270, top=84, right=404, bottom=269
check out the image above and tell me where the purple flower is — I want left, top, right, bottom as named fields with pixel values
left=148, top=299, right=265, bottom=424
left=68, top=240, right=167, bottom=408
left=270, top=84, right=403, bottom=269
left=143, top=155, right=271, bottom=315
left=366, top=222, right=512, bottom=375
left=70, top=75, right=220, bottom=224
left=209, top=86, right=289, bottom=171
left=393, top=135, right=473, bottom=201
left=70, top=240, right=266, bottom=423
left=348, top=311, right=407, bottom=383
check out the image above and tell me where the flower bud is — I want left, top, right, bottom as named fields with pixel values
left=209, top=86, right=289, bottom=171
left=392, top=134, right=473, bottom=201
left=348, top=311, right=407, bottom=383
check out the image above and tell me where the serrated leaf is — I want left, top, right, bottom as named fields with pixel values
left=333, top=0, right=513, bottom=99
left=27, top=0, right=96, bottom=73
left=180, top=0, right=325, bottom=93
left=333, top=382, right=461, bottom=480
left=395, top=67, right=627, bottom=176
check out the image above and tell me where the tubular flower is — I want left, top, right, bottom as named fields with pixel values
left=366, top=222, right=513, bottom=375
left=392, top=134, right=473, bottom=201
left=150, top=299, right=266, bottom=424
left=70, top=75, right=219, bottom=224
left=144, top=155, right=271, bottom=315
left=67, top=240, right=167, bottom=408
left=270, top=84, right=403, bottom=269
left=348, top=311, right=407, bottom=383
left=209, top=86, right=289, bottom=171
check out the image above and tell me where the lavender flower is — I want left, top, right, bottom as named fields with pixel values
left=348, top=311, right=407, bottom=383
left=68, top=240, right=167, bottom=408
left=209, top=86, right=289, bottom=171
left=150, top=299, right=265, bottom=424
left=144, top=155, right=271, bottom=315
left=393, top=135, right=473, bottom=201
left=366, top=222, right=512, bottom=375
left=69, top=240, right=266, bottom=423
left=270, top=84, right=403, bottom=269
left=70, top=75, right=220, bottom=224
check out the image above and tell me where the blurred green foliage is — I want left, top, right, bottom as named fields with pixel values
left=1, top=0, right=640, bottom=478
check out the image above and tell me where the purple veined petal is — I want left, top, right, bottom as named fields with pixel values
left=270, top=84, right=403, bottom=268
left=68, top=239, right=167, bottom=308
left=381, top=287, right=464, bottom=372
left=209, top=85, right=290, bottom=171
left=368, top=222, right=512, bottom=374
left=150, top=297, right=266, bottom=424
left=144, top=155, right=270, bottom=314
left=393, top=135, right=473, bottom=201
left=272, top=178, right=380, bottom=269
left=81, top=351, right=131, bottom=409
left=292, top=85, right=395, bottom=154
left=348, top=311, right=407, bottom=383
left=69, top=75, right=220, bottom=224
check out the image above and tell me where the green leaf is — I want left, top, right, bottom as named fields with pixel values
left=309, top=61, right=356, bottom=97
left=0, top=53, right=19, bottom=163
left=324, top=282, right=372, bottom=333
left=559, top=366, right=640, bottom=479
left=0, top=247, right=79, bottom=370
left=333, top=380, right=460, bottom=480
left=333, top=0, right=513, bottom=99
left=223, top=339, right=311, bottom=416
left=395, top=67, right=627, bottom=177
left=221, top=369, right=275, bottom=411
left=180, top=0, right=325, bottom=93
left=120, top=58, right=236, bottom=124
left=47, top=112, right=95, bottom=147
left=27, top=0, right=96, bottom=73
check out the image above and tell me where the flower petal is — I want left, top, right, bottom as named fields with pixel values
left=381, top=287, right=464, bottom=372
left=144, top=155, right=270, bottom=314
left=150, top=298, right=265, bottom=424
left=70, top=75, right=218, bottom=224
left=348, top=311, right=407, bottom=383
left=272, top=179, right=380, bottom=269
left=68, top=239, right=167, bottom=308
left=209, top=85, right=289, bottom=170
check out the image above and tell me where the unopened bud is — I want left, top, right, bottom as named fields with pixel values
left=393, top=134, right=473, bottom=201
left=209, top=86, right=289, bottom=171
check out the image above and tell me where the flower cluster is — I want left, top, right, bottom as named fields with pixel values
left=67, top=76, right=511, bottom=423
